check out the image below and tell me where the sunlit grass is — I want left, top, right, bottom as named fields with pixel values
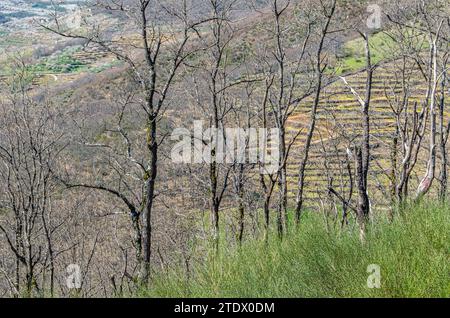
left=139, top=201, right=450, bottom=298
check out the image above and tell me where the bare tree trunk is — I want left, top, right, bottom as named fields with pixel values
left=390, top=130, right=399, bottom=205
left=342, top=151, right=354, bottom=227
left=259, top=77, right=276, bottom=242
left=337, top=33, right=373, bottom=238
left=15, top=222, right=21, bottom=297
left=295, top=0, right=337, bottom=223
left=276, top=128, right=287, bottom=238
left=237, top=163, right=245, bottom=244
left=141, top=114, right=157, bottom=283
left=42, top=209, right=55, bottom=297
left=360, top=36, right=372, bottom=209
left=139, top=1, right=157, bottom=282
left=272, top=0, right=288, bottom=237
left=416, top=29, right=442, bottom=199
left=355, top=147, right=370, bottom=240
left=357, top=34, right=373, bottom=237
left=438, top=65, right=448, bottom=200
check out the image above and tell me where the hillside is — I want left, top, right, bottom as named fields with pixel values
left=0, top=0, right=449, bottom=301
left=286, top=57, right=442, bottom=208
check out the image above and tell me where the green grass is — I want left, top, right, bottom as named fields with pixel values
left=30, top=47, right=87, bottom=74
left=332, top=29, right=430, bottom=75
left=139, top=201, right=450, bottom=298
left=332, top=31, right=396, bottom=75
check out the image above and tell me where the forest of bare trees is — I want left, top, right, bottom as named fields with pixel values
left=0, top=0, right=449, bottom=298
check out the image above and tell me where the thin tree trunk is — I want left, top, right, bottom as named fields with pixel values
left=237, top=164, right=245, bottom=244
left=357, top=34, right=373, bottom=237
left=295, top=1, right=336, bottom=222
left=140, top=114, right=158, bottom=284
left=277, top=128, right=287, bottom=238
left=438, top=68, right=448, bottom=200
left=42, top=210, right=54, bottom=297
left=416, top=38, right=440, bottom=199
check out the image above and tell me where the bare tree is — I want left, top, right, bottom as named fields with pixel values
left=387, top=0, right=449, bottom=200
left=415, top=18, right=445, bottom=199
left=0, top=65, right=65, bottom=296
left=335, top=32, right=374, bottom=239
left=195, top=0, right=236, bottom=249
left=258, top=76, right=277, bottom=241
left=438, top=56, right=449, bottom=200
left=294, top=0, right=337, bottom=223
left=43, top=0, right=210, bottom=284
left=259, top=0, right=315, bottom=237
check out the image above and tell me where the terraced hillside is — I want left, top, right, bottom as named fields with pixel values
left=0, top=44, right=119, bottom=91
left=286, top=59, right=447, bottom=211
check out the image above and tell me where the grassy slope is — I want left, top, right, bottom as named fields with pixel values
left=335, top=31, right=393, bottom=73
left=333, top=29, right=429, bottom=75
left=140, top=201, right=450, bottom=298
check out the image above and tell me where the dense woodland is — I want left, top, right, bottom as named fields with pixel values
left=0, top=0, right=449, bottom=297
